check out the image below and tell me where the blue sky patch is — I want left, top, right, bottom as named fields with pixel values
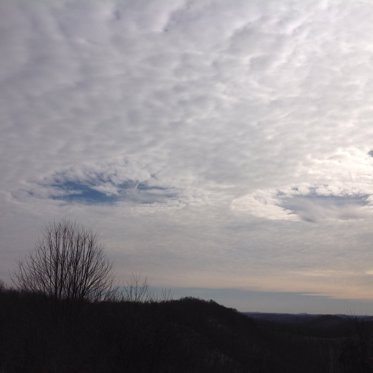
left=40, top=173, right=178, bottom=205
left=50, top=180, right=119, bottom=204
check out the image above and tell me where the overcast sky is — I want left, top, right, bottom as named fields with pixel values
left=2, top=0, right=373, bottom=313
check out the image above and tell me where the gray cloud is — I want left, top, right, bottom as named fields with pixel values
left=2, top=0, right=373, bottom=311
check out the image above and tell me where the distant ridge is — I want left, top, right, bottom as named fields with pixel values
left=245, top=312, right=373, bottom=324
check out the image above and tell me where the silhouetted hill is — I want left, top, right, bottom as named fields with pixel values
left=0, top=288, right=373, bottom=372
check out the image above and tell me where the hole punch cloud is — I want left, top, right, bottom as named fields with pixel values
left=232, top=149, right=373, bottom=222
left=232, top=184, right=373, bottom=223
left=21, top=165, right=179, bottom=206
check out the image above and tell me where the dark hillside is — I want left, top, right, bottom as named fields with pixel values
left=0, top=288, right=372, bottom=372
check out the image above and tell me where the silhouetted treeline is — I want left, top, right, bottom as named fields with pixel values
left=0, top=286, right=372, bottom=372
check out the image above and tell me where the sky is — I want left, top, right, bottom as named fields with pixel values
left=2, top=0, right=373, bottom=314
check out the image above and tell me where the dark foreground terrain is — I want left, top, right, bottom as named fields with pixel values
left=1, top=287, right=373, bottom=372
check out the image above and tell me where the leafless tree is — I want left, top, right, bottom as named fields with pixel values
left=157, top=287, right=174, bottom=302
left=122, top=274, right=152, bottom=303
left=13, top=220, right=113, bottom=301
left=120, top=274, right=174, bottom=303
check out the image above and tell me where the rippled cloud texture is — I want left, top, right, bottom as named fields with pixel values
left=2, top=0, right=373, bottom=312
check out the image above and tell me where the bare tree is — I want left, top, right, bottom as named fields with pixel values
left=108, top=274, right=173, bottom=303
left=122, top=274, right=152, bottom=303
left=13, top=220, right=113, bottom=301
left=157, top=287, right=174, bottom=302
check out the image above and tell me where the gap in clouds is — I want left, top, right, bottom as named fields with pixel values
left=20, top=167, right=179, bottom=206
left=279, top=189, right=371, bottom=223
left=232, top=184, right=373, bottom=223
left=232, top=149, right=373, bottom=223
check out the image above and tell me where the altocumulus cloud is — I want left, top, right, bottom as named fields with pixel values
left=3, top=0, right=373, bottom=311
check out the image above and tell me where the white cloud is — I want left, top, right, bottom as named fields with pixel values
left=2, top=0, right=373, bottom=309
left=231, top=189, right=298, bottom=221
left=231, top=148, right=373, bottom=222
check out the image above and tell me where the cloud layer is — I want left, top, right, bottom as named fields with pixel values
left=2, top=0, right=373, bottom=310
